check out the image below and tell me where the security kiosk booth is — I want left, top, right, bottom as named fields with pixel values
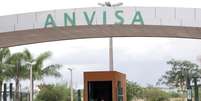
left=84, top=71, right=126, bottom=101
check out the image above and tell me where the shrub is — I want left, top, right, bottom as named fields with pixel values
left=34, top=84, right=76, bottom=101
left=143, top=87, right=170, bottom=101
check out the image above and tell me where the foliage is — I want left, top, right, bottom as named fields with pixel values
left=0, top=48, right=11, bottom=100
left=169, top=91, right=181, bottom=98
left=143, top=87, right=170, bottom=101
left=0, top=48, right=11, bottom=81
left=126, top=81, right=182, bottom=101
left=126, top=80, right=143, bottom=101
left=157, top=59, right=200, bottom=94
left=35, top=84, right=77, bottom=101
left=23, top=50, right=62, bottom=101
left=29, top=51, right=61, bottom=80
left=2, top=49, right=61, bottom=101
left=5, top=49, right=30, bottom=80
left=5, top=49, right=30, bottom=101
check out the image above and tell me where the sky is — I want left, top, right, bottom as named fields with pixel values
left=9, top=37, right=201, bottom=89
left=1, top=0, right=201, bottom=16
left=1, top=0, right=201, bottom=89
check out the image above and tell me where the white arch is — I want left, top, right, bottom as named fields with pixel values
left=0, top=7, right=201, bottom=47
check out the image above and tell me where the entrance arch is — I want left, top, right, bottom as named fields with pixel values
left=0, top=7, right=201, bottom=47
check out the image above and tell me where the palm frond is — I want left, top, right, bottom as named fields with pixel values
left=42, top=64, right=62, bottom=78
left=34, top=51, right=51, bottom=69
left=0, top=48, right=10, bottom=63
left=23, top=49, right=33, bottom=61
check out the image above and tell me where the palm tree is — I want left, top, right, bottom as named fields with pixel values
left=25, top=50, right=61, bottom=94
left=4, top=49, right=61, bottom=101
left=0, top=48, right=11, bottom=100
left=5, top=49, right=30, bottom=101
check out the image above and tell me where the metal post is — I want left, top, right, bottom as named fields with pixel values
left=29, top=64, right=33, bottom=101
left=9, top=83, right=13, bottom=100
left=3, top=83, right=7, bottom=101
left=193, top=77, right=199, bottom=101
left=68, top=68, right=73, bottom=101
left=98, top=2, right=123, bottom=71
left=109, top=37, right=114, bottom=71
left=77, top=89, right=81, bottom=101
left=186, top=70, right=192, bottom=101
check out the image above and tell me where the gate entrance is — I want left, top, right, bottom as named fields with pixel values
left=88, top=81, right=112, bottom=101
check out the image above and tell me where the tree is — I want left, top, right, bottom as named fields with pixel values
left=0, top=48, right=11, bottom=100
left=3, top=49, right=61, bottom=101
left=126, top=80, right=143, bottom=101
left=157, top=59, right=200, bottom=96
left=24, top=50, right=61, bottom=95
left=5, top=49, right=30, bottom=101
left=32, top=51, right=61, bottom=80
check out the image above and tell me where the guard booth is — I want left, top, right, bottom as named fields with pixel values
left=84, top=71, right=126, bottom=101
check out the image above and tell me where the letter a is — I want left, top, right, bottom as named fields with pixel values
left=44, top=14, right=56, bottom=28
left=132, top=11, right=144, bottom=25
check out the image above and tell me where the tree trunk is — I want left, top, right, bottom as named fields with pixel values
left=32, top=80, right=34, bottom=97
left=0, top=80, right=3, bottom=101
left=15, top=63, right=20, bottom=101
left=15, top=78, right=20, bottom=101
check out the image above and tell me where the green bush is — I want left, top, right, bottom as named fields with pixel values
left=34, top=84, right=76, bottom=101
left=126, top=81, right=143, bottom=101
left=143, top=87, right=170, bottom=101
left=169, top=91, right=181, bottom=98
